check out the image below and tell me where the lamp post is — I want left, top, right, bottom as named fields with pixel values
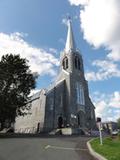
left=97, top=117, right=103, bottom=145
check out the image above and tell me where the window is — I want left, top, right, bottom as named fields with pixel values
left=50, top=98, right=54, bottom=110
left=91, top=110, right=94, bottom=119
left=78, top=59, right=80, bottom=70
left=60, top=95, right=63, bottom=108
left=76, top=82, right=85, bottom=105
left=62, top=60, right=65, bottom=69
left=62, top=57, right=68, bottom=70
left=75, top=57, right=77, bottom=69
left=75, top=56, right=80, bottom=70
left=66, top=58, right=68, bottom=69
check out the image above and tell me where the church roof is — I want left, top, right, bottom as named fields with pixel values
left=30, top=89, right=46, bottom=102
left=65, top=18, right=76, bottom=52
left=31, top=91, right=41, bottom=100
left=47, top=79, right=65, bottom=94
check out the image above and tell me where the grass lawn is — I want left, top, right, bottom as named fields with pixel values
left=90, top=136, right=120, bottom=160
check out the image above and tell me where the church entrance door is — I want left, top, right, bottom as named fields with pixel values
left=77, top=111, right=85, bottom=128
left=58, top=116, right=63, bottom=128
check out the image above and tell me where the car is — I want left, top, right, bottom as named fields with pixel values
left=112, top=130, right=118, bottom=135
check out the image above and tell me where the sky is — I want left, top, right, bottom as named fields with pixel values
left=0, top=0, right=120, bottom=122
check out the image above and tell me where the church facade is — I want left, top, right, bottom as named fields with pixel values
left=15, top=19, right=96, bottom=134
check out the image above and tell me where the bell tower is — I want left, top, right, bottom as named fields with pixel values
left=55, top=18, right=96, bottom=130
left=60, top=18, right=84, bottom=79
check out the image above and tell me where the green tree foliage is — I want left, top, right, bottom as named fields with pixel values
left=0, top=54, right=37, bottom=129
left=117, top=118, right=120, bottom=129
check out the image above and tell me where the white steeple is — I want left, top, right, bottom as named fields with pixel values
left=65, top=18, right=76, bottom=52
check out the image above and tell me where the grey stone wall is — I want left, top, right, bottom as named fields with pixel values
left=43, top=80, right=66, bottom=132
left=15, top=89, right=46, bottom=133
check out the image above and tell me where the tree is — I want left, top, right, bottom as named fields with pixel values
left=0, top=54, right=37, bottom=129
left=117, top=118, right=120, bottom=129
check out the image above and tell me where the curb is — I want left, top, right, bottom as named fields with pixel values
left=87, top=139, right=107, bottom=160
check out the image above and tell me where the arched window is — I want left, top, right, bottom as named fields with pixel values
left=62, top=60, right=65, bottom=69
left=75, top=56, right=80, bottom=70
left=58, top=116, right=63, bottom=128
left=62, top=57, right=68, bottom=70
left=75, top=57, right=77, bottom=69
left=78, top=59, right=80, bottom=70
left=66, top=58, right=68, bottom=69
left=76, top=82, right=85, bottom=105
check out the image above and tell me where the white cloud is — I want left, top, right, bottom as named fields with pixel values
left=91, top=91, right=120, bottom=121
left=85, top=71, right=97, bottom=81
left=29, top=89, right=41, bottom=97
left=107, top=41, right=120, bottom=61
left=0, top=32, right=59, bottom=76
left=109, top=92, right=120, bottom=108
left=69, top=0, right=120, bottom=61
left=94, top=101, right=107, bottom=117
left=68, top=0, right=89, bottom=6
left=49, top=48, right=58, bottom=54
left=105, top=110, right=120, bottom=122
left=85, top=60, right=120, bottom=81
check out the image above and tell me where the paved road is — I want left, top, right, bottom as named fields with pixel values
left=0, top=136, right=97, bottom=160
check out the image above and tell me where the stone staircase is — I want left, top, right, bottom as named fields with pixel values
left=49, top=127, right=88, bottom=135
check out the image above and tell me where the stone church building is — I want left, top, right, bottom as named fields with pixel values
left=15, top=19, right=96, bottom=134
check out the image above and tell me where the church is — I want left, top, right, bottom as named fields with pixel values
left=15, top=19, right=96, bottom=134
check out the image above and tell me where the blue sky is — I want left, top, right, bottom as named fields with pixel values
left=0, top=0, right=120, bottom=122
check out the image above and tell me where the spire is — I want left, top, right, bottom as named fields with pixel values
left=65, top=17, right=76, bottom=52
